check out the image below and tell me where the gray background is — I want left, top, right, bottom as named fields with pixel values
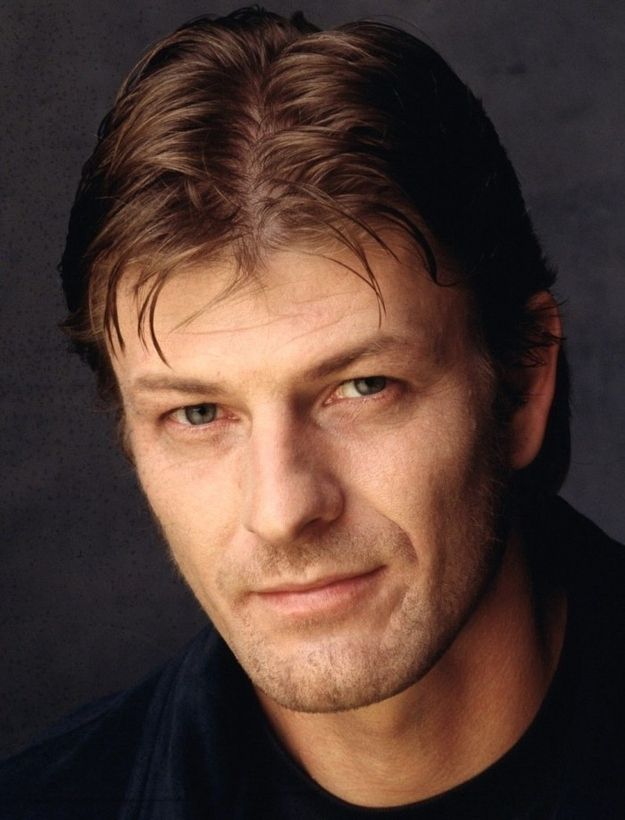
left=1, top=0, right=623, bottom=759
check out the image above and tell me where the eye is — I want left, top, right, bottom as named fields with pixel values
left=170, top=403, right=219, bottom=426
left=336, top=376, right=388, bottom=399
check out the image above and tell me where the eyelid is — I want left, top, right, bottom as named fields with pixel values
left=332, top=376, right=391, bottom=401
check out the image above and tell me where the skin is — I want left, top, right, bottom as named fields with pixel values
left=110, top=239, right=565, bottom=807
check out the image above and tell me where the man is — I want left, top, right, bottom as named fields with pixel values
left=1, top=6, right=623, bottom=818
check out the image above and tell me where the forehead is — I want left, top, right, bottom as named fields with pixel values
left=110, top=240, right=475, bottom=387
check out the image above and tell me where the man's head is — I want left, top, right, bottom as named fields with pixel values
left=112, top=237, right=514, bottom=712
left=59, top=8, right=567, bottom=711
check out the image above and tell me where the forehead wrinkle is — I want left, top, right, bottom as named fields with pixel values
left=275, top=303, right=376, bottom=351
left=176, top=285, right=371, bottom=337
left=169, top=316, right=298, bottom=338
left=141, top=242, right=424, bottom=347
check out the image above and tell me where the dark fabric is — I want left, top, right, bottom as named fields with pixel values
left=1, top=497, right=624, bottom=819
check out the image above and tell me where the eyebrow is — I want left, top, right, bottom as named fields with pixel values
left=129, top=333, right=416, bottom=397
left=306, top=333, right=413, bottom=379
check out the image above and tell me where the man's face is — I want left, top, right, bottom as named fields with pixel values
left=112, top=240, right=506, bottom=713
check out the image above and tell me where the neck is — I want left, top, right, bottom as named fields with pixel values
left=256, top=531, right=567, bottom=808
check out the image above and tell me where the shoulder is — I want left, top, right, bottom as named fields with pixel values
left=0, top=627, right=215, bottom=819
left=531, top=495, right=625, bottom=666
left=0, top=679, right=153, bottom=819
left=534, top=497, right=625, bottom=816
left=526, top=494, right=625, bottom=589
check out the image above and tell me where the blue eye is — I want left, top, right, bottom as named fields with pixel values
left=174, top=404, right=218, bottom=426
left=356, top=377, right=387, bottom=395
left=339, top=377, right=388, bottom=399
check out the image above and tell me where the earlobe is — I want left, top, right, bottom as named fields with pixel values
left=508, top=292, right=562, bottom=472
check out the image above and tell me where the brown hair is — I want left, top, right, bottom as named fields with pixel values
left=60, top=6, right=569, bottom=495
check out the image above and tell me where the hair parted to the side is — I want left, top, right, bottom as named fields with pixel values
left=59, top=5, right=570, bottom=496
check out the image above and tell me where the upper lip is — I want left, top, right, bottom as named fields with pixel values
left=257, top=567, right=381, bottom=595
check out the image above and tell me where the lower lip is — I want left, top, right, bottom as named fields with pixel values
left=256, top=568, right=384, bottom=617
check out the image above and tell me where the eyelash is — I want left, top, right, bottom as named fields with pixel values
left=165, top=376, right=399, bottom=433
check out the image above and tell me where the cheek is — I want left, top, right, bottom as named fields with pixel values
left=352, top=396, right=490, bottom=530
left=131, top=441, right=239, bottom=592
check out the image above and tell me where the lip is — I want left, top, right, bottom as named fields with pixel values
left=254, top=566, right=385, bottom=617
left=259, top=568, right=381, bottom=594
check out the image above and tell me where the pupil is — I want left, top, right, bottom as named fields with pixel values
left=185, top=404, right=215, bottom=424
left=356, top=377, right=386, bottom=395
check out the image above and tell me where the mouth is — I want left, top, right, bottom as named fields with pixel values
left=253, top=566, right=385, bottom=617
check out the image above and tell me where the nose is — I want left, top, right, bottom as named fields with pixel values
left=241, top=411, right=344, bottom=546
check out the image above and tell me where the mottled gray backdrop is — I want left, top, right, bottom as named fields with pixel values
left=1, top=0, right=624, bottom=758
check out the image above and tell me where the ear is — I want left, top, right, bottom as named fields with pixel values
left=507, top=292, right=562, bottom=472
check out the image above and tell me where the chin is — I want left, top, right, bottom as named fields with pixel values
left=234, top=627, right=442, bottom=714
